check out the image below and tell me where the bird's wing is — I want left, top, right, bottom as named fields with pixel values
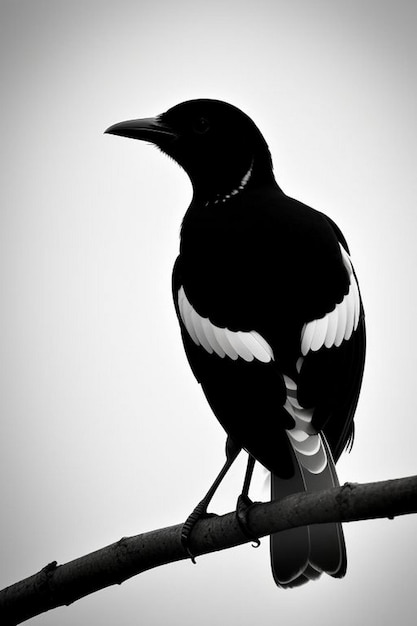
left=172, top=254, right=297, bottom=476
left=297, top=240, right=366, bottom=460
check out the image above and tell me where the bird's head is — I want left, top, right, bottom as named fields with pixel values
left=105, top=99, right=274, bottom=200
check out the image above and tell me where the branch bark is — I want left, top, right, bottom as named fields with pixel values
left=1, top=474, right=417, bottom=625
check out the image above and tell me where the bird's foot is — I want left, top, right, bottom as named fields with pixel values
left=236, top=494, right=261, bottom=548
left=181, top=501, right=217, bottom=563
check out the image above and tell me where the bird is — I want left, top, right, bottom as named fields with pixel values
left=105, top=99, right=366, bottom=588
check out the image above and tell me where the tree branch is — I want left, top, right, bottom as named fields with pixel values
left=1, top=474, right=417, bottom=625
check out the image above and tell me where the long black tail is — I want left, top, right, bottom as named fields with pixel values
left=270, top=435, right=346, bottom=588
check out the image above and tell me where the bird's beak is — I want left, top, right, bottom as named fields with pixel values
left=104, top=117, right=177, bottom=143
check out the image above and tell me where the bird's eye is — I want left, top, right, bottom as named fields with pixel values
left=192, top=117, right=210, bottom=134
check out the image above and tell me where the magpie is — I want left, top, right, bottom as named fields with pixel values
left=105, top=99, right=366, bottom=588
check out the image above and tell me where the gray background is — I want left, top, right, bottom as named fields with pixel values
left=1, top=1, right=416, bottom=624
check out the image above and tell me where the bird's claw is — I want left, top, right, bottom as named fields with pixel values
left=181, top=501, right=217, bottom=563
left=236, top=494, right=261, bottom=548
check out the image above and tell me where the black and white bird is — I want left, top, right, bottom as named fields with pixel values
left=105, top=99, right=366, bottom=588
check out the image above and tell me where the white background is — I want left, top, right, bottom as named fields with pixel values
left=1, top=1, right=416, bottom=624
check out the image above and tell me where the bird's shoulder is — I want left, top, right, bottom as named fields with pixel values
left=181, top=186, right=343, bottom=262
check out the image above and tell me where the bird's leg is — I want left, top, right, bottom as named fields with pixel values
left=236, top=455, right=261, bottom=547
left=181, top=436, right=241, bottom=562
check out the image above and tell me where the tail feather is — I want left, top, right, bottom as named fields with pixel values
left=270, top=434, right=346, bottom=588
left=270, top=526, right=311, bottom=585
left=274, top=557, right=322, bottom=589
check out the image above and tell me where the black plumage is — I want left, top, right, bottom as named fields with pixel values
left=106, top=99, right=366, bottom=587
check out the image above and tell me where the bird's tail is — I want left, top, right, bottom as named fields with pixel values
left=270, top=435, right=346, bottom=588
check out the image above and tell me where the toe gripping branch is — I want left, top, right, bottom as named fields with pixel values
left=181, top=495, right=260, bottom=565
left=236, top=494, right=261, bottom=548
left=180, top=442, right=261, bottom=563
left=181, top=501, right=219, bottom=563
left=181, top=436, right=242, bottom=563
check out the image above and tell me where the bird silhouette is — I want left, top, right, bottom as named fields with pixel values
left=106, top=99, right=365, bottom=587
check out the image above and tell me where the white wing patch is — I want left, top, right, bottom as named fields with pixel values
left=300, top=245, right=360, bottom=356
left=178, top=286, right=273, bottom=363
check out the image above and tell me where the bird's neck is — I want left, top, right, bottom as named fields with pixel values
left=205, top=158, right=254, bottom=206
left=190, top=154, right=277, bottom=207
